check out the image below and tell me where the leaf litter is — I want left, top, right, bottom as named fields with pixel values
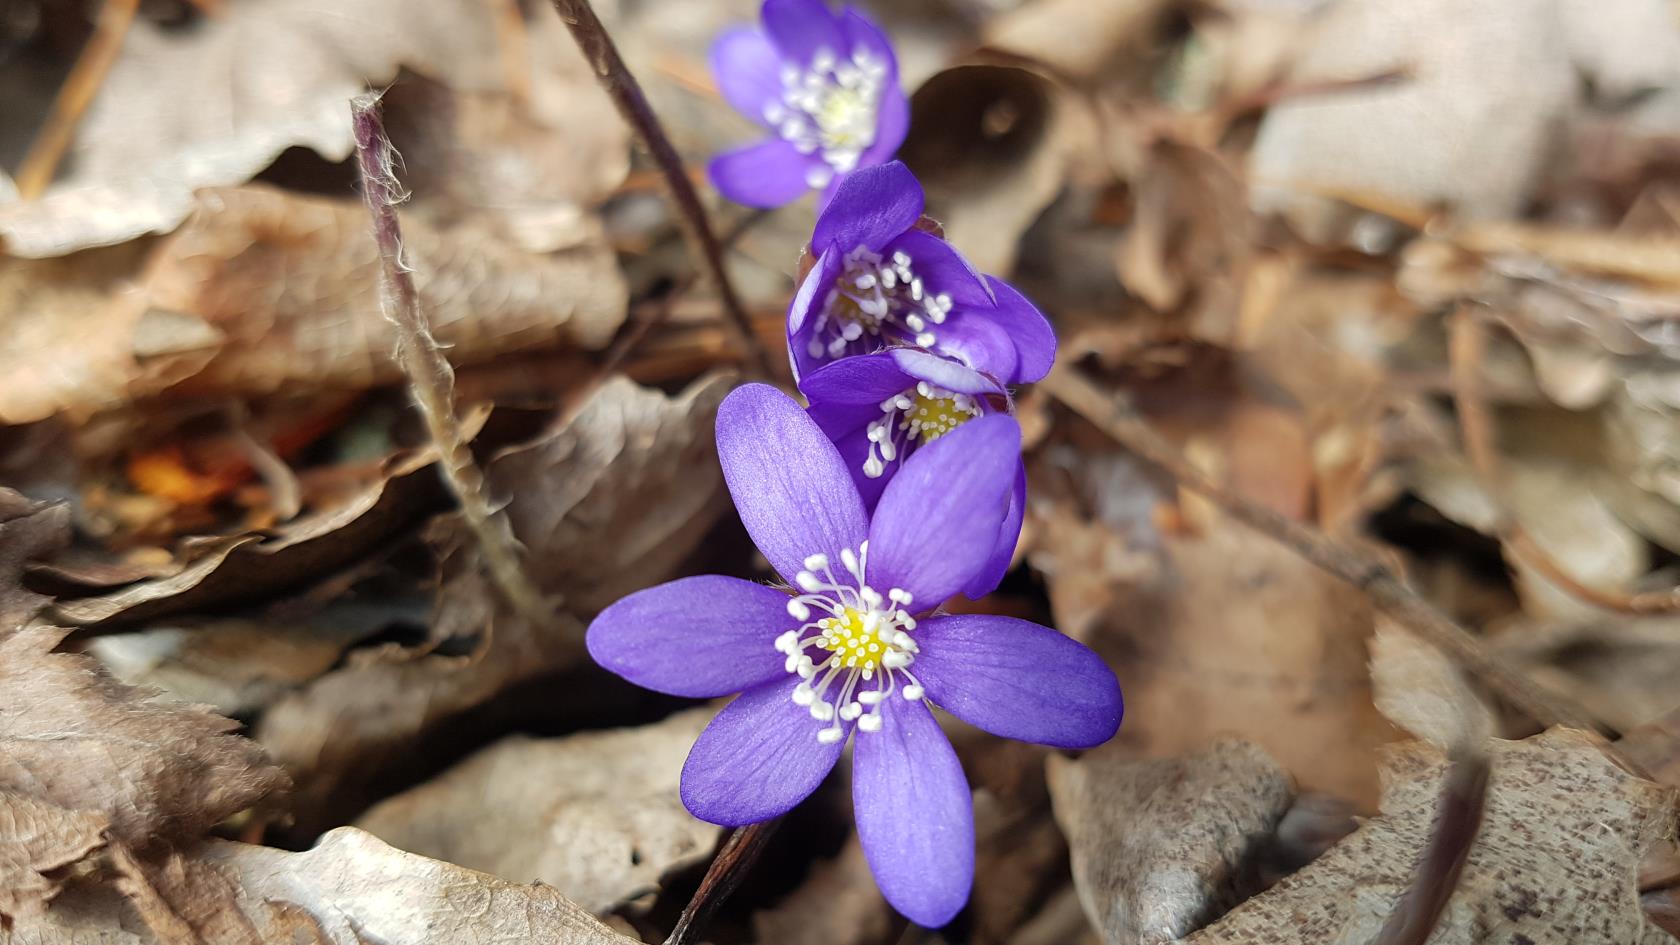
left=4, top=0, right=1680, bottom=942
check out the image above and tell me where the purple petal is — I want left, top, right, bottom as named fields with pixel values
left=867, top=414, right=1020, bottom=609
left=854, top=696, right=973, bottom=927
left=762, top=0, right=846, bottom=66
left=884, top=229, right=994, bottom=308
left=926, top=307, right=1020, bottom=382
left=829, top=424, right=890, bottom=511
left=587, top=576, right=793, bottom=697
left=859, top=85, right=909, bottom=167
left=801, top=350, right=917, bottom=436
left=961, top=462, right=1025, bottom=599
left=812, top=161, right=924, bottom=253
left=889, top=348, right=1004, bottom=397
left=710, top=139, right=820, bottom=208
left=987, top=277, right=1057, bottom=383
left=710, top=27, right=785, bottom=126
left=911, top=614, right=1122, bottom=749
left=717, top=383, right=869, bottom=583
left=787, top=248, right=843, bottom=383
left=682, top=677, right=849, bottom=826
left=839, top=7, right=897, bottom=73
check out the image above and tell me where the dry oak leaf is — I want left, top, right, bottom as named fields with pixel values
left=0, top=0, right=510, bottom=257
left=0, top=791, right=109, bottom=922
left=1186, top=728, right=1679, bottom=945
left=0, top=624, right=287, bottom=850
left=17, top=829, right=639, bottom=945
left=1046, top=738, right=1294, bottom=945
left=356, top=708, right=718, bottom=914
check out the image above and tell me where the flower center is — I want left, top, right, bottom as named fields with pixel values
left=807, top=246, right=954, bottom=361
left=765, top=46, right=887, bottom=189
left=774, top=543, right=926, bottom=743
left=863, top=382, right=984, bottom=477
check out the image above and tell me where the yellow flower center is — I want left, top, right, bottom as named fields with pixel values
left=905, top=390, right=975, bottom=444
left=814, top=606, right=890, bottom=672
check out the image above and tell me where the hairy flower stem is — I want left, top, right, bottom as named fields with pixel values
left=547, top=0, right=775, bottom=380
left=665, top=819, right=782, bottom=945
left=1371, top=747, right=1489, bottom=945
left=1039, top=363, right=1609, bottom=736
left=350, top=94, right=555, bottom=631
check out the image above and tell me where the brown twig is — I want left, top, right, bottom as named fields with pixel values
left=350, top=94, right=557, bottom=629
left=1038, top=363, right=1608, bottom=735
left=664, top=819, right=782, bottom=945
left=1448, top=308, right=1680, bottom=615
left=1370, top=748, right=1490, bottom=945
left=546, top=0, right=775, bottom=380
left=14, top=0, right=140, bottom=198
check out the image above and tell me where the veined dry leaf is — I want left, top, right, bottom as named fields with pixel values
left=0, top=488, right=69, bottom=632
left=0, top=623, right=287, bottom=850
left=490, top=372, right=735, bottom=613
left=18, top=829, right=640, bottom=945
left=0, top=791, right=108, bottom=922
left=356, top=709, right=717, bottom=913
left=1046, top=738, right=1294, bottom=945
left=1186, top=728, right=1678, bottom=944
left=1370, top=618, right=1498, bottom=750
left=751, top=835, right=892, bottom=945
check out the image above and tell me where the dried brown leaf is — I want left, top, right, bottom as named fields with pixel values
left=1046, top=738, right=1294, bottom=945
left=1490, top=616, right=1680, bottom=733
left=0, top=792, right=108, bottom=922
left=751, top=835, right=892, bottom=945
left=356, top=709, right=717, bottom=913
left=983, top=0, right=1174, bottom=81
left=0, top=624, right=287, bottom=850
left=0, top=488, right=70, bottom=633
left=1186, top=728, right=1679, bottom=944
left=1370, top=618, right=1498, bottom=749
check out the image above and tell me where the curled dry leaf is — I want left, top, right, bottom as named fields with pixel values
left=0, top=487, right=69, bottom=631
left=0, top=624, right=287, bottom=850
left=355, top=709, right=718, bottom=914
left=1489, top=616, right=1680, bottom=733
left=490, top=372, right=736, bottom=612
left=0, top=791, right=108, bottom=922
left=1046, top=738, right=1294, bottom=945
left=19, top=828, right=640, bottom=945
left=1370, top=618, right=1498, bottom=750
left=1185, top=728, right=1679, bottom=945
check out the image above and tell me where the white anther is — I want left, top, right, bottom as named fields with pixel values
left=817, top=727, right=844, bottom=744
left=858, top=714, right=883, bottom=733
left=786, top=600, right=810, bottom=621
left=888, top=588, right=910, bottom=604
left=915, top=332, right=936, bottom=347
left=810, top=701, right=835, bottom=721
left=902, top=684, right=924, bottom=701
left=804, top=553, right=829, bottom=571
left=840, top=702, right=863, bottom=721
left=857, top=690, right=884, bottom=705
left=792, top=684, right=815, bottom=706
left=796, top=571, right=824, bottom=592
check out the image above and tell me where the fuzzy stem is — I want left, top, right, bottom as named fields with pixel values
left=547, top=0, right=774, bottom=379
left=1039, top=363, right=1608, bottom=735
left=664, top=819, right=782, bottom=945
left=350, top=94, right=556, bottom=628
left=1371, top=748, right=1490, bottom=945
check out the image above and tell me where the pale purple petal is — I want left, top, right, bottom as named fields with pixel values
left=986, top=277, right=1057, bottom=383
left=961, top=462, right=1025, bottom=600
left=717, top=383, right=868, bottom=583
left=710, top=139, right=821, bottom=208
left=889, top=348, right=1004, bottom=397
left=801, top=349, right=917, bottom=437
left=711, top=27, right=784, bottom=125
left=854, top=696, right=973, bottom=927
left=812, top=161, right=923, bottom=253
left=883, top=229, right=994, bottom=308
left=587, top=576, right=792, bottom=697
left=788, top=249, right=843, bottom=382
left=762, top=0, right=846, bottom=65
left=926, top=308, right=1020, bottom=382
left=911, top=614, right=1122, bottom=749
left=682, top=677, right=849, bottom=826
left=867, top=414, right=1020, bottom=608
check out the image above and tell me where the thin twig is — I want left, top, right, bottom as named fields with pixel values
left=665, top=819, right=782, bottom=945
left=546, top=0, right=775, bottom=379
left=350, top=94, right=557, bottom=629
left=14, top=0, right=140, bottom=198
left=1038, top=363, right=1608, bottom=735
left=1448, top=309, right=1680, bottom=615
left=1370, top=748, right=1490, bottom=945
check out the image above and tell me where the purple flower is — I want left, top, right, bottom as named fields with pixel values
left=801, top=347, right=1025, bottom=599
left=587, top=384, right=1121, bottom=927
left=787, top=161, right=1057, bottom=384
left=708, top=0, right=909, bottom=208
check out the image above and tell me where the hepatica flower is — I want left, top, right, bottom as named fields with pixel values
left=801, top=347, right=1025, bottom=598
left=708, top=0, right=908, bottom=207
left=788, top=161, right=1056, bottom=384
left=587, top=384, right=1121, bottom=927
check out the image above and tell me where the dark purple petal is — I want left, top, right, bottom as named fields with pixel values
left=812, top=161, right=924, bottom=253
left=925, top=306, right=1020, bottom=382
left=710, top=27, right=784, bottom=125
left=710, top=139, right=820, bottom=208
left=717, top=383, right=869, bottom=583
left=682, top=677, right=849, bottom=826
left=762, top=0, right=845, bottom=65
left=911, top=614, right=1122, bottom=749
left=961, top=462, right=1025, bottom=599
left=986, top=277, right=1057, bottom=383
left=883, top=229, right=994, bottom=308
left=854, top=696, right=973, bottom=927
left=867, top=414, right=1020, bottom=609
left=801, top=350, right=917, bottom=436
left=587, top=576, right=793, bottom=697
left=889, top=347, right=1004, bottom=397
left=787, top=248, right=843, bottom=382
